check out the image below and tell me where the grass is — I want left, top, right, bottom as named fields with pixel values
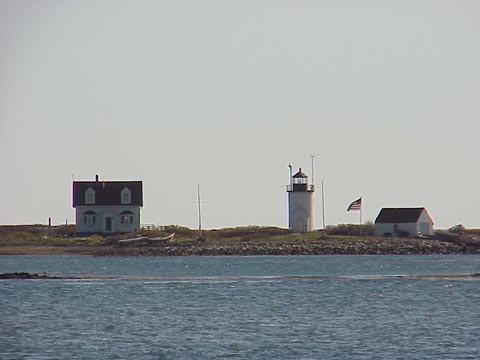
left=0, top=233, right=107, bottom=246
left=0, top=226, right=347, bottom=247
left=2, top=224, right=476, bottom=249
left=2, top=225, right=479, bottom=256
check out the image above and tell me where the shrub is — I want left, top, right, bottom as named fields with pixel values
left=326, top=223, right=374, bottom=236
left=53, top=225, right=76, bottom=237
left=6, top=232, right=35, bottom=241
left=449, top=224, right=465, bottom=234
left=87, top=234, right=104, bottom=244
left=162, top=225, right=195, bottom=236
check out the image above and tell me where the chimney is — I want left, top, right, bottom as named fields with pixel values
left=95, top=174, right=99, bottom=182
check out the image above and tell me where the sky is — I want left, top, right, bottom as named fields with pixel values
left=1, top=1, right=479, bottom=230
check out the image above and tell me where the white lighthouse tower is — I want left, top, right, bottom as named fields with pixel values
left=287, top=166, right=314, bottom=233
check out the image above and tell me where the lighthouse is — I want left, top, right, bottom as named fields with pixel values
left=287, top=165, right=314, bottom=233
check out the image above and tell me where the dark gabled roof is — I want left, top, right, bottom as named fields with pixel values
left=73, top=181, right=143, bottom=207
left=375, top=208, right=426, bottom=224
left=293, top=168, right=308, bottom=178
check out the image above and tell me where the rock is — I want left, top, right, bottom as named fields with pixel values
left=0, top=272, right=67, bottom=279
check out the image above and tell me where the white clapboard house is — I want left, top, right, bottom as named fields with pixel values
left=73, top=176, right=143, bottom=234
left=374, top=207, right=434, bottom=238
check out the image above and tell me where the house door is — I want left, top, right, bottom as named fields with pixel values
left=105, top=217, right=113, bottom=232
left=296, top=217, right=305, bottom=233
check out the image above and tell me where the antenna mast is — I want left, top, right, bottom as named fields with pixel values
left=197, top=184, right=202, bottom=239
left=288, top=163, right=293, bottom=189
left=310, top=155, right=315, bottom=185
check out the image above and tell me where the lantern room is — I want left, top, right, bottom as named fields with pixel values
left=287, top=168, right=314, bottom=192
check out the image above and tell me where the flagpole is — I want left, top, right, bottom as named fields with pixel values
left=359, top=196, right=363, bottom=237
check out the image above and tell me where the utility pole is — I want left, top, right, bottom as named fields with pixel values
left=194, top=184, right=206, bottom=242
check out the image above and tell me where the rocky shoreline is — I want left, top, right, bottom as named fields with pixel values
left=1, top=237, right=480, bottom=257
left=92, top=238, right=480, bottom=256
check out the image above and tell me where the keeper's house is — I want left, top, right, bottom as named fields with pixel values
left=73, top=176, right=143, bottom=234
left=374, top=207, right=434, bottom=238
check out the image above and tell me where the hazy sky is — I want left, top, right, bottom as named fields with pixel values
left=1, top=1, right=479, bottom=229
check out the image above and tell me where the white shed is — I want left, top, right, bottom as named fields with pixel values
left=374, top=208, right=434, bottom=238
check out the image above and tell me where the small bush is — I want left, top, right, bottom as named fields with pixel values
left=87, top=235, right=104, bottom=244
left=162, top=225, right=195, bottom=236
left=449, top=224, right=465, bottom=234
left=53, top=225, right=76, bottom=237
left=326, top=223, right=374, bottom=236
left=6, top=232, right=35, bottom=241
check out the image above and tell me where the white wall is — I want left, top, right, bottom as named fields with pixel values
left=288, top=191, right=314, bottom=232
left=75, top=206, right=141, bottom=234
left=417, top=210, right=434, bottom=235
left=374, top=223, right=418, bottom=238
left=374, top=223, right=391, bottom=237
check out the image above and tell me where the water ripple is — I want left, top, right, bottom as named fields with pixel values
left=1, top=255, right=480, bottom=359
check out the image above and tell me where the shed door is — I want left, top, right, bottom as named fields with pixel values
left=419, top=223, right=429, bottom=235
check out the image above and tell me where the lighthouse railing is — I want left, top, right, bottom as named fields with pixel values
left=286, top=184, right=314, bottom=192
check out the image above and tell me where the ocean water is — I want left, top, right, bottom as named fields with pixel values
left=1, top=255, right=480, bottom=359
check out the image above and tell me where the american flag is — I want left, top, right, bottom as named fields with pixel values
left=347, top=197, right=362, bottom=212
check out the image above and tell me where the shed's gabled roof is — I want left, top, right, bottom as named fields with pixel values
left=73, top=181, right=143, bottom=207
left=375, top=208, right=427, bottom=224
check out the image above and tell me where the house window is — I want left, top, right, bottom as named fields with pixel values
left=121, top=187, right=131, bottom=204
left=121, top=215, right=133, bottom=225
left=83, top=211, right=97, bottom=226
left=85, top=188, right=95, bottom=204
left=121, top=210, right=134, bottom=225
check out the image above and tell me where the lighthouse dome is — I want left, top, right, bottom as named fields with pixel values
left=293, top=168, right=308, bottom=178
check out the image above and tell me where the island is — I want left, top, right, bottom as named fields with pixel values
left=1, top=224, right=479, bottom=256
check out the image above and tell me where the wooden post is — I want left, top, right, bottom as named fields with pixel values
left=321, top=180, right=326, bottom=237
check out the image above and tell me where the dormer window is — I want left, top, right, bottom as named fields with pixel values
left=121, top=187, right=131, bottom=204
left=85, top=187, right=95, bottom=204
